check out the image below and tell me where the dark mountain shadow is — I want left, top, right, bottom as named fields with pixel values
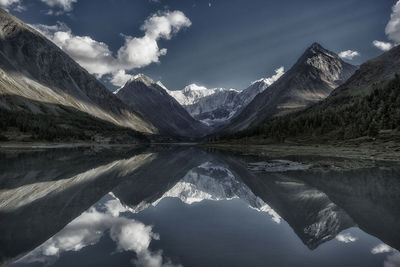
left=0, top=94, right=149, bottom=143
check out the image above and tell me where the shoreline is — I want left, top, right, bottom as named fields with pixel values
left=0, top=141, right=198, bottom=149
left=1, top=141, right=400, bottom=164
left=203, top=143, right=400, bottom=163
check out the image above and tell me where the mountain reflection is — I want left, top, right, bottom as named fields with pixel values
left=128, top=161, right=281, bottom=223
left=1, top=146, right=399, bottom=266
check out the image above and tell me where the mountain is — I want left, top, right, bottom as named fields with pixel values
left=165, top=84, right=224, bottom=106
left=170, top=84, right=239, bottom=126
left=227, top=45, right=400, bottom=142
left=228, top=72, right=285, bottom=118
left=166, top=73, right=283, bottom=127
left=0, top=8, right=156, bottom=142
left=114, top=74, right=209, bottom=138
left=222, top=43, right=357, bottom=133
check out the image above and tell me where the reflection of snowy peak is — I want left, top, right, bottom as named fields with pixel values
left=166, top=84, right=232, bottom=106
left=151, top=162, right=281, bottom=223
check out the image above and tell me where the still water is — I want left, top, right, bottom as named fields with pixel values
left=0, top=145, right=399, bottom=267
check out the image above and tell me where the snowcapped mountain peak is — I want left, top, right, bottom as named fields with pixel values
left=127, top=73, right=155, bottom=86
left=166, top=84, right=218, bottom=106
left=183, top=83, right=209, bottom=93
left=113, top=74, right=157, bottom=95
left=307, top=42, right=335, bottom=57
left=156, top=81, right=167, bottom=90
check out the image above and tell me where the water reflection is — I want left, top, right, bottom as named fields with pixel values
left=0, top=146, right=399, bottom=267
left=132, top=161, right=281, bottom=223
left=16, top=193, right=180, bottom=267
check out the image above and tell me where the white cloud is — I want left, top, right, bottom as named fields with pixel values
left=110, top=70, right=134, bottom=88
left=338, top=50, right=360, bottom=60
left=373, top=40, right=394, bottom=51
left=265, top=67, right=285, bottom=86
left=253, top=67, right=285, bottom=86
left=33, top=10, right=191, bottom=86
left=0, top=0, right=24, bottom=11
left=372, top=243, right=393, bottom=254
left=335, top=233, right=357, bottom=243
left=372, top=1, right=400, bottom=52
left=17, top=194, right=181, bottom=267
left=386, top=0, right=400, bottom=44
left=41, top=0, right=78, bottom=12
left=0, top=0, right=18, bottom=7
left=372, top=244, right=400, bottom=267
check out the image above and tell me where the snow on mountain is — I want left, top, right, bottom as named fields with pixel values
left=166, top=84, right=236, bottom=106
left=131, top=161, right=282, bottom=223
left=251, top=67, right=285, bottom=86
left=164, top=68, right=285, bottom=127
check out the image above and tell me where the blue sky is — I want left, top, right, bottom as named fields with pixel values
left=3, top=0, right=397, bottom=90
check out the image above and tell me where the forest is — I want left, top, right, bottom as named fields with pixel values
left=223, top=75, right=400, bottom=143
left=0, top=105, right=148, bottom=143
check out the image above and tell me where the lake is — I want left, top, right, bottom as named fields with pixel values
left=1, top=145, right=399, bottom=267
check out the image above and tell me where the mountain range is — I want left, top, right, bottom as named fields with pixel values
left=165, top=67, right=285, bottom=127
left=0, top=8, right=398, bottom=144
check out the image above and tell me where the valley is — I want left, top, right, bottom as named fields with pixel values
left=0, top=7, right=399, bottom=158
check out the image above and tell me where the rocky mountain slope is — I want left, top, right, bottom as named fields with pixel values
left=0, top=8, right=156, bottom=141
left=227, top=45, right=400, bottom=142
left=165, top=84, right=239, bottom=126
left=331, top=44, right=400, bottom=98
left=222, top=43, right=357, bottom=133
left=114, top=74, right=209, bottom=138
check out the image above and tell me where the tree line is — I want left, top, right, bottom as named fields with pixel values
left=222, top=75, right=400, bottom=142
left=0, top=106, right=147, bottom=142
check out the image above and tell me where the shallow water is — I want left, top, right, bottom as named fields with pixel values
left=1, top=145, right=399, bottom=267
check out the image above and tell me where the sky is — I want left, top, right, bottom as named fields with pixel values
left=2, top=0, right=398, bottom=91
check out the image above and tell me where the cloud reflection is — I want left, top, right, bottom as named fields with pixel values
left=371, top=243, right=400, bottom=267
left=372, top=243, right=393, bottom=254
left=335, top=233, right=357, bottom=243
left=16, top=193, right=180, bottom=267
left=384, top=251, right=400, bottom=267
